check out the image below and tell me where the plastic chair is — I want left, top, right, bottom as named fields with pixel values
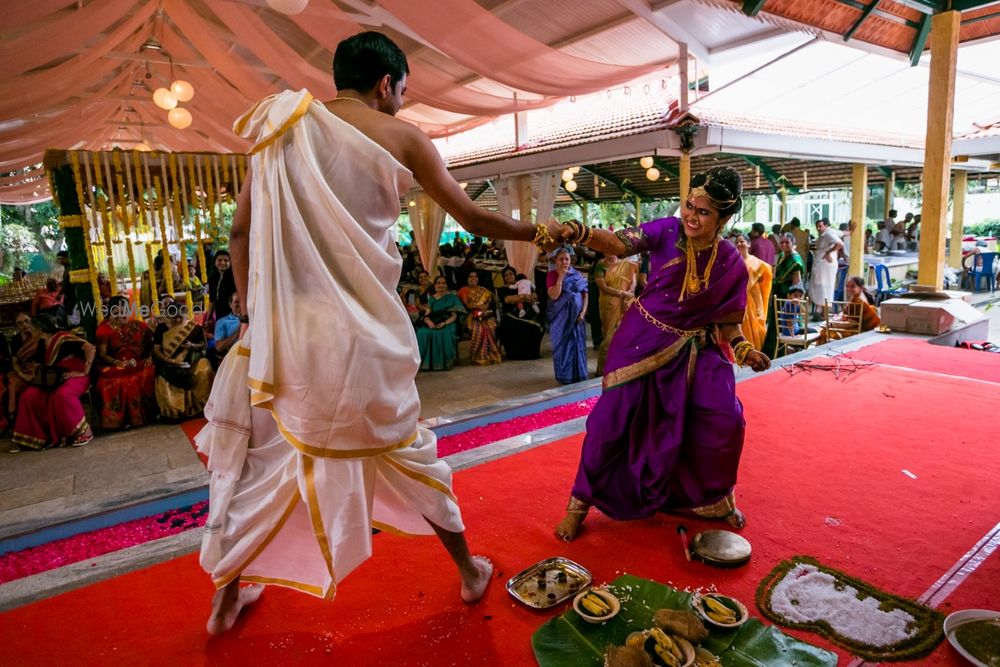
left=968, top=252, right=998, bottom=293
left=832, top=266, right=848, bottom=302
left=873, top=264, right=892, bottom=304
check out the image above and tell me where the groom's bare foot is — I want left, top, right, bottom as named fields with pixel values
left=460, top=555, right=493, bottom=603
left=206, top=583, right=264, bottom=635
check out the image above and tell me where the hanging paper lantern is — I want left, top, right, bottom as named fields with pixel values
left=561, top=169, right=574, bottom=182
left=639, top=156, right=654, bottom=169
left=565, top=180, right=578, bottom=193
left=153, top=88, right=177, bottom=110
left=135, top=142, right=152, bottom=152
left=645, top=168, right=660, bottom=181
left=168, top=107, right=193, bottom=129
left=265, top=0, right=309, bottom=15
left=170, top=80, right=195, bottom=102
left=569, top=166, right=581, bottom=174
left=408, top=199, right=417, bottom=207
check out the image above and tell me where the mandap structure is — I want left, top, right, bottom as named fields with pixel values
left=43, top=148, right=246, bottom=333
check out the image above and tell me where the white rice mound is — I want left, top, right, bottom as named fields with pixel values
left=770, top=563, right=916, bottom=647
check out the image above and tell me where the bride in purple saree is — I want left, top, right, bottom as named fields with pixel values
left=552, top=167, right=771, bottom=541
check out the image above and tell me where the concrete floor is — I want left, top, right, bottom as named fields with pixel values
left=0, top=336, right=597, bottom=541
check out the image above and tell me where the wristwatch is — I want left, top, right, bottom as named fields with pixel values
left=238, top=315, right=249, bottom=324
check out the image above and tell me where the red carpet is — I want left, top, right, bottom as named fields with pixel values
left=844, top=337, right=1000, bottom=383
left=2, top=340, right=998, bottom=665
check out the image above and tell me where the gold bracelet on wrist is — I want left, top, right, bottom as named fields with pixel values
left=733, top=340, right=754, bottom=366
left=533, top=223, right=555, bottom=250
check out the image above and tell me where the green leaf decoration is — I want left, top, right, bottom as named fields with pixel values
left=755, top=556, right=945, bottom=663
left=532, top=574, right=837, bottom=667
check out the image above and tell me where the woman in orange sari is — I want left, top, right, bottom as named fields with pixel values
left=94, top=295, right=157, bottom=429
left=153, top=301, right=213, bottom=419
left=735, top=234, right=772, bottom=351
left=818, top=276, right=880, bottom=343
left=458, top=270, right=501, bottom=365
left=593, top=253, right=638, bottom=376
left=11, top=314, right=96, bottom=450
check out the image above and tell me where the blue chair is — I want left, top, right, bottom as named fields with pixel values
left=873, top=264, right=892, bottom=304
left=833, top=265, right=848, bottom=302
left=969, top=252, right=998, bottom=293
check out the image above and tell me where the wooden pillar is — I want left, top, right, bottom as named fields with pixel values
left=850, top=163, right=867, bottom=277
left=883, top=170, right=895, bottom=221
left=950, top=169, right=967, bottom=268
left=917, top=10, right=960, bottom=289
left=679, top=152, right=691, bottom=204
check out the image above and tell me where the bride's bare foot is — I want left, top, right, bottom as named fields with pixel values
left=554, top=497, right=590, bottom=542
left=460, top=555, right=493, bottom=603
left=206, top=582, right=264, bottom=635
left=725, top=508, right=746, bottom=529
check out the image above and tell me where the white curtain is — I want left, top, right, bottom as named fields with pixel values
left=406, top=192, right=447, bottom=278
left=496, top=172, right=560, bottom=278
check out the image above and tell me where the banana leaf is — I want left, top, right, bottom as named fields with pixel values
left=531, top=574, right=838, bottom=667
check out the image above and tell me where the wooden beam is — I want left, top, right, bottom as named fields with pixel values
left=949, top=170, right=968, bottom=268
left=909, top=14, right=932, bottom=66
left=952, top=0, right=1000, bottom=10
left=742, top=0, right=767, bottom=17
left=580, top=164, right=649, bottom=200
left=850, top=164, right=867, bottom=277
left=844, top=1, right=882, bottom=42
left=917, top=10, right=960, bottom=289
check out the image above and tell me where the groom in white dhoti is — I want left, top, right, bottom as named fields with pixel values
left=200, top=32, right=562, bottom=634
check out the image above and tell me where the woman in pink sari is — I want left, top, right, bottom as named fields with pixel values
left=11, top=314, right=96, bottom=451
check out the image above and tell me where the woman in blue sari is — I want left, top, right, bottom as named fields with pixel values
left=546, top=247, right=589, bottom=384
left=416, top=275, right=466, bottom=371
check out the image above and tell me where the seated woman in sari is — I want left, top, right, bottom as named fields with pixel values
left=734, top=233, right=773, bottom=351
left=7, top=312, right=40, bottom=425
left=817, top=276, right=880, bottom=344
left=11, top=314, right=96, bottom=451
left=593, top=252, right=638, bottom=376
left=94, top=295, right=157, bottom=430
left=400, top=270, right=432, bottom=323
left=416, top=275, right=465, bottom=371
left=546, top=247, right=589, bottom=384
left=152, top=301, right=214, bottom=420
left=763, top=233, right=807, bottom=358
left=497, top=266, right=544, bottom=360
left=551, top=167, right=771, bottom=541
left=457, top=270, right=501, bottom=365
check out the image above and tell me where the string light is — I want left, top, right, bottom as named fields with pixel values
left=170, top=80, right=194, bottom=102
left=565, top=180, right=578, bottom=192
left=153, top=88, right=177, bottom=110
left=639, top=156, right=654, bottom=169
left=645, top=167, right=660, bottom=181
left=561, top=169, right=574, bottom=182
left=168, top=107, right=192, bottom=129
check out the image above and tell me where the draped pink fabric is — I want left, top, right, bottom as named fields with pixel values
left=1, top=0, right=673, bottom=203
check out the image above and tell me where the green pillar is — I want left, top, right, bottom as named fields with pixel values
left=50, top=164, right=98, bottom=338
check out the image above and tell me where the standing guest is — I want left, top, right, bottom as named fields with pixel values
left=199, top=31, right=554, bottom=632
left=140, top=254, right=175, bottom=309
left=11, top=314, right=96, bottom=450
left=808, top=218, right=843, bottom=319
left=31, top=278, right=65, bottom=324
left=585, top=252, right=604, bottom=352
left=553, top=167, right=770, bottom=542
left=56, top=250, right=75, bottom=321
left=214, top=293, right=244, bottom=358
left=735, top=234, right=773, bottom=351
left=877, top=210, right=897, bottom=252
left=892, top=213, right=911, bottom=250
left=152, top=301, right=213, bottom=420
left=416, top=275, right=465, bottom=371
left=784, top=219, right=811, bottom=278
left=458, top=270, right=501, bottom=365
left=840, top=221, right=856, bottom=264
left=763, top=234, right=808, bottom=358
left=206, top=250, right=236, bottom=320
left=97, top=272, right=113, bottom=305
left=593, top=253, right=637, bottom=377
left=496, top=266, right=544, bottom=360
left=769, top=224, right=782, bottom=256
left=907, top=214, right=920, bottom=249
left=749, top=223, right=775, bottom=265
left=547, top=246, right=589, bottom=384
left=94, top=295, right=156, bottom=430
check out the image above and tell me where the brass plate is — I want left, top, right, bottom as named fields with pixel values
left=691, top=530, right=752, bottom=567
left=506, top=557, right=591, bottom=609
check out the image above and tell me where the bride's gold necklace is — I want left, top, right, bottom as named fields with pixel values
left=680, top=236, right=719, bottom=301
